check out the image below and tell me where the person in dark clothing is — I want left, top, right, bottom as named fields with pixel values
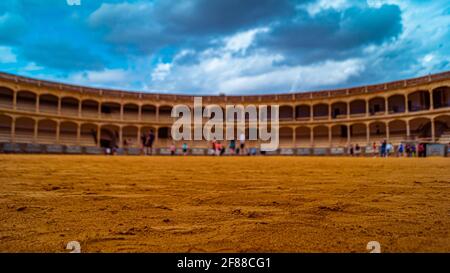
left=145, top=130, right=155, bottom=155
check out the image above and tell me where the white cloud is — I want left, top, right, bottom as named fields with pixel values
left=24, top=62, right=43, bottom=71
left=0, top=46, right=17, bottom=63
left=304, top=0, right=350, bottom=16
left=224, top=28, right=269, bottom=53
left=69, top=69, right=132, bottom=86
left=151, top=62, right=172, bottom=81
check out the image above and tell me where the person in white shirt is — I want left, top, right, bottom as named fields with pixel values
left=239, top=132, right=246, bottom=155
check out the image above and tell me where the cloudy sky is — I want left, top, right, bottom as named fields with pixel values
left=0, top=0, right=449, bottom=95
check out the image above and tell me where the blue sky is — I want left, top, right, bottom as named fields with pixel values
left=0, top=0, right=449, bottom=95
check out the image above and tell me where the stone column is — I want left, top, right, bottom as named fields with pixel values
left=119, top=126, right=123, bottom=148
left=292, top=127, right=296, bottom=147
left=57, top=98, right=61, bottom=115
left=13, top=91, right=17, bottom=110
left=137, top=127, right=141, bottom=148
left=76, top=124, right=81, bottom=145
left=120, top=104, right=124, bottom=121
left=386, top=123, right=390, bottom=142
left=405, top=95, right=409, bottom=113
left=97, top=125, right=101, bottom=147
left=56, top=122, right=60, bottom=144
left=347, top=125, right=351, bottom=145
left=406, top=120, right=410, bottom=138
left=366, top=124, right=370, bottom=144
left=78, top=100, right=82, bottom=118
left=36, top=96, right=40, bottom=113
left=328, top=126, right=332, bottom=147
left=431, top=118, right=435, bottom=142
left=33, top=120, right=38, bottom=143
left=429, top=90, right=434, bottom=110
left=310, top=105, right=313, bottom=120
left=138, top=105, right=142, bottom=121
left=366, top=100, right=370, bottom=117
left=11, top=118, right=15, bottom=143
left=385, top=97, right=389, bottom=115
left=310, top=127, right=314, bottom=147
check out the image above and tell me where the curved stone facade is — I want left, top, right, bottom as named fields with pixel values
left=0, top=71, right=449, bottom=155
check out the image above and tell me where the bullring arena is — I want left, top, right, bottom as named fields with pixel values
left=0, top=72, right=449, bottom=252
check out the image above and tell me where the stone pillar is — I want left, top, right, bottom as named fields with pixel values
left=36, top=96, right=40, bottom=113
left=366, top=124, right=370, bottom=144
left=310, top=127, right=314, bottom=147
left=137, top=127, right=141, bottom=148
left=405, top=95, right=409, bottom=113
left=429, top=90, right=434, bottom=110
left=13, top=91, right=17, bottom=110
left=406, top=120, right=410, bottom=138
left=328, top=126, right=332, bottom=147
left=120, top=104, right=124, bottom=120
left=57, top=98, right=61, bottom=115
left=292, top=127, right=296, bottom=147
left=292, top=107, right=296, bottom=121
left=76, top=124, right=81, bottom=145
left=385, top=97, right=389, bottom=115
left=310, top=105, right=313, bottom=120
left=366, top=100, right=370, bottom=117
left=386, top=123, right=390, bottom=142
left=346, top=102, right=350, bottom=118
left=98, top=103, right=101, bottom=119
left=56, top=122, right=60, bottom=144
left=431, top=118, right=435, bottom=142
left=156, top=106, right=160, bottom=122
left=138, top=105, right=142, bottom=121
left=11, top=118, right=15, bottom=143
left=328, top=104, right=331, bottom=120
left=119, top=126, right=123, bottom=148
left=78, top=100, right=82, bottom=118
left=97, top=125, right=101, bottom=147
left=33, top=120, right=38, bottom=143
left=347, top=125, right=351, bottom=145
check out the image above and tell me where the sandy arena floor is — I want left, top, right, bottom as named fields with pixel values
left=0, top=155, right=449, bottom=253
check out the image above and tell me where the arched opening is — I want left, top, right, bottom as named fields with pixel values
left=0, top=114, right=12, bottom=142
left=295, top=127, right=310, bottom=147
left=15, top=117, right=35, bottom=143
left=368, top=97, right=385, bottom=115
left=313, top=126, right=329, bottom=147
left=331, top=102, right=347, bottom=119
left=349, top=100, right=366, bottom=116
left=279, top=127, right=293, bottom=147
left=0, top=86, right=14, bottom=109
left=82, top=100, right=99, bottom=118
left=408, top=90, right=430, bottom=112
left=388, top=94, right=405, bottom=114
left=159, top=106, right=173, bottom=122
left=101, top=102, right=121, bottom=120
left=295, top=105, right=310, bottom=120
left=158, top=127, right=171, bottom=147
left=39, top=94, right=58, bottom=114
left=432, top=86, right=450, bottom=109
left=122, top=126, right=138, bottom=147
left=388, top=120, right=407, bottom=144
left=80, top=123, right=98, bottom=146
left=279, top=106, right=293, bottom=121
left=142, top=104, right=157, bottom=121
left=100, top=124, right=120, bottom=148
left=409, top=118, right=431, bottom=140
left=16, top=91, right=37, bottom=112
left=313, top=104, right=328, bottom=120
left=350, top=123, right=367, bottom=146
left=434, top=115, right=450, bottom=143
left=331, top=124, right=348, bottom=147
left=123, top=103, right=139, bottom=121
left=59, top=121, right=78, bottom=145
left=61, top=97, right=79, bottom=116
left=37, top=119, right=57, bottom=144
left=369, top=121, right=386, bottom=143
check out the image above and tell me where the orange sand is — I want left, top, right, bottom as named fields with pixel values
left=0, top=155, right=449, bottom=252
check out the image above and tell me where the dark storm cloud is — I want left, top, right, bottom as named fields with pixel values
left=256, top=4, right=403, bottom=65
left=89, top=0, right=312, bottom=54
